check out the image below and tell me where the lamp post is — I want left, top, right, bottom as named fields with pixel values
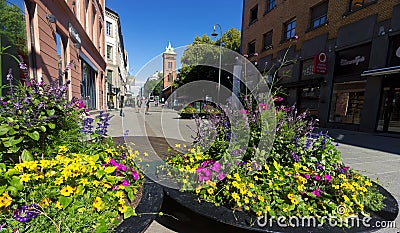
left=211, top=24, right=222, bottom=102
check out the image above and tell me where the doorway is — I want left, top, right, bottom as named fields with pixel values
left=377, top=76, right=400, bottom=133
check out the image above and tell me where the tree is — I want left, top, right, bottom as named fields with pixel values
left=144, top=78, right=162, bottom=97
left=0, top=0, right=27, bottom=53
left=174, top=28, right=241, bottom=90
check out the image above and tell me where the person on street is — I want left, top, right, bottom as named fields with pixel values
left=145, top=97, right=150, bottom=115
left=136, top=96, right=142, bottom=113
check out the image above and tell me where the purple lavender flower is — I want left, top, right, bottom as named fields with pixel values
left=315, top=162, right=324, bottom=171
left=291, top=152, right=300, bottom=162
left=82, top=117, right=94, bottom=134
left=13, top=204, right=41, bottom=223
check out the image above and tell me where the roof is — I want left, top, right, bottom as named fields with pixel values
left=164, top=42, right=176, bottom=55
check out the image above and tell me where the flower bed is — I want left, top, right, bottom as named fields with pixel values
left=0, top=58, right=149, bottom=232
left=163, top=97, right=391, bottom=230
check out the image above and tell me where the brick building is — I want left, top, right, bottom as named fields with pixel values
left=242, top=0, right=400, bottom=133
left=22, top=0, right=106, bottom=110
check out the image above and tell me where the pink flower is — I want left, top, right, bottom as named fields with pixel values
left=212, top=162, right=221, bottom=172
left=324, top=174, right=331, bottom=182
left=314, top=175, right=321, bottom=181
left=117, top=164, right=127, bottom=172
left=312, top=188, right=322, bottom=197
left=274, top=97, right=283, bottom=103
left=132, top=170, right=139, bottom=181
left=76, top=100, right=85, bottom=109
left=258, top=104, right=267, bottom=111
left=238, top=109, right=248, bottom=115
left=304, top=174, right=310, bottom=179
left=217, top=172, right=226, bottom=181
left=109, top=159, right=118, bottom=166
left=121, top=179, right=130, bottom=186
left=85, top=108, right=90, bottom=116
left=244, top=54, right=248, bottom=58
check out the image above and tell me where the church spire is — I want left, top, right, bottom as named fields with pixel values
left=164, top=41, right=176, bottom=54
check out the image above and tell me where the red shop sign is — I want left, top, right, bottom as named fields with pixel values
left=314, top=52, right=328, bottom=74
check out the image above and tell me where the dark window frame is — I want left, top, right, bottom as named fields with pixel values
left=106, top=21, right=112, bottom=36
left=348, top=0, right=377, bottom=13
left=106, top=45, right=113, bottom=61
left=262, top=31, right=273, bottom=51
left=310, top=1, right=328, bottom=30
left=265, top=0, right=276, bottom=13
left=247, top=40, right=256, bottom=56
left=283, top=18, right=296, bottom=41
left=249, top=5, right=258, bottom=25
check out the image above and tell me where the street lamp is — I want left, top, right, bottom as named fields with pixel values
left=211, top=24, right=222, bottom=102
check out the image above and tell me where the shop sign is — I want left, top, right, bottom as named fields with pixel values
left=314, top=52, right=328, bottom=74
left=301, top=59, right=315, bottom=80
left=335, top=43, right=371, bottom=76
left=68, top=22, right=81, bottom=45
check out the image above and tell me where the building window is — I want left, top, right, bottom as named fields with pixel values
left=263, top=31, right=273, bottom=50
left=107, top=45, right=113, bottom=61
left=329, top=81, right=366, bottom=124
left=85, top=0, right=89, bottom=33
left=247, top=41, right=256, bottom=55
left=284, top=18, right=296, bottom=40
left=250, top=5, right=258, bottom=24
left=76, top=0, right=81, bottom=22
left=106, top=21, right=112, bottom=36
left=168, top=73, right=172, bottom=82
left=265, top=0, right=276, bottom=12
left=310, top=1, right=328, bottom=29
left=168, top=62, right=172, bottom=69
left=349, top=0, right=376, bottom=11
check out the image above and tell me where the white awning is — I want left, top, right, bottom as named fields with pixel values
left=361, top=66, right=400, bottom=76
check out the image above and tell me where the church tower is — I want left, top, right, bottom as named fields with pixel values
left=162, top=42, right=177, bottom=90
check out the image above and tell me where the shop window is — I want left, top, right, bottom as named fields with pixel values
left=349, top=0, right=376, bottom=11
left=250, top=5, right=258, bottom=24
left=329, top=81, right=366, bottom=124
left=265, top=0, right=276, bottom=13
left=377, top=82, right=400, bottom=132
left=284, top=18, right=296, bottom=40
left=81, top=62, right=97, bottom=110
left=247, top=41, right=256, bottom=56
left=263, top=31, right=273, bottom=50
left=310, top=1, right=328, bottom=29
left=299, top=87, right=320, bottom=117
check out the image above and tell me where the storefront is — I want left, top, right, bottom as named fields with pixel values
left=80, top=52, right=98, bottom=110
left=329, top=43, right=371, bottom=125
left=364, top=35, right=400, bottom=132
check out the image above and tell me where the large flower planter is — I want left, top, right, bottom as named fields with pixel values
left=115, top=177, right=164, bottom=233
left=160, top=185, right=398, bottom=233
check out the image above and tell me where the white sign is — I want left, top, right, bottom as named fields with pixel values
left=340, top=56, right=365, bottom=66
left=69, top=23, right=81, bottom=44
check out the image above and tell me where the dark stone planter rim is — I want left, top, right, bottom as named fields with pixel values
left=115, top=177, right=164, bottom=233
left=162, top=184, right=398, bottom=233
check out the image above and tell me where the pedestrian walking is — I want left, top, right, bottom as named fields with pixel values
left=136, top=96, right=142, bottom=113
left=145, top=97, right=150, bottom=115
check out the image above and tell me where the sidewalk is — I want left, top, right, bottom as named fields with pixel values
left=108, top=107, right=399, bottom=232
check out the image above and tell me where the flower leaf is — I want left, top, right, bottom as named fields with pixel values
left=59, top=196, right=73, bottom=209
left=27, top=131, right=40, bottom=141
left=21, top=149, right=33, bottom=162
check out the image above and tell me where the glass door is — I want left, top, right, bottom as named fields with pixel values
left=377, top=77, right=400, bottom=133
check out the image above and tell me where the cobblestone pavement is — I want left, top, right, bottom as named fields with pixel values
left=108, top=106, right=399, bottom=233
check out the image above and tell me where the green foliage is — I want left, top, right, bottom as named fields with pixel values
left=0, top=0, right=27, bottom=53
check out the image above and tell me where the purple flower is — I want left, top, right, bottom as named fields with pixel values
left=109, top=159, right=118, bottom=166
left=314, top=175, right=321, bottom=181
left=13, top=204, right=41, bottom=223
left=291, top=152, right=300, bottom=162
left=238, top=109, right=248, bottom=115
left=2, top=101, right=7, bottom=105
left=315, top=162, right=324, bottom=171
left=121, top=179, right=130, bottom=186
left=324, top=174, right=331, bottom=182
left=304, top=174, right=311, bottom=179
left=212, top=162, right=221, bottom=172
left=132, top=170, right=139, bottom=181
left=217, top=172, right=226, bottom=181
left=311, top=188, right=322, bottom=197
left=116, top=164, right=126, bottom=172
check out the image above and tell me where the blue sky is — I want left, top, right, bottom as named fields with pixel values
left=106, top=0, right=243, bottom=84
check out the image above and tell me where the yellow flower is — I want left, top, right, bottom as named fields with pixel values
left=34, top=174, right=44, bottom=180
left=207, top=188, right=214, bottom=195
left=291, top=198, right=299, bottom=205
left=343, top=195, right=350, bottom=202
left=244, top=197, right=250, bottom=204
left=78, top=207, right=86, bottom=213
left=227, top=174, right=232, bottom=179
left=294, top=163, right=300, bottom=170
left=258, top=195, right=264, bottom=202
left=247, top=191, right=253, bottom=197
left=40, top=160, right=52, bottom=168
left=55, top=177, right=63, bottom=185
left=287, top=193, right=295, bottom=200
left=297, top=185, right=305, bottom=192
left=254, top=176, right=259, bottom=181
left=175, top=144, right=181, bottom=148
left=119, top=198, right=125, bottom=205
left=115, top=191, right=124, bottom=198
left=234, top=173, right=241, bottom=182
left=265, top=205, right=271, bottom=212
left=332, top=184, right=339, bottom=189
left=92, top=180, right=100, bottom=187
left=365, top=181, right=372, bottom=187
left=26, top=161, right=38, bottom=171
left=55, top=201, right=63, bottom=210
left=249, top=183, right=255, bottom=189
left=58, top=146, right=68, bottom=153
left=256, top=211, right=262, bottom=216
left=308, top=206, right=314, bottom=212
left=232, top=192, right=240, bottom=201
left=60, top=186, right=75, bottom=197
left=0, top=192, right=12, bottom=208
left=195, top=186, right=202, bottom=194
left=79, top=178, right=89, bottom=186
left=105, top=148, right=114, bottom=154
left=338, top=174, right=347, bottom=180
left=119, top=205, right=128, bottom=213
left=20, top=174, right=32, bottom=182
left=93, top=197, right=103, bottom=211
left=283, top=207, right=288, bottom=212
left=40, top=198, right=51, bottom=208
left=232, top=181, right=239, bottom=188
